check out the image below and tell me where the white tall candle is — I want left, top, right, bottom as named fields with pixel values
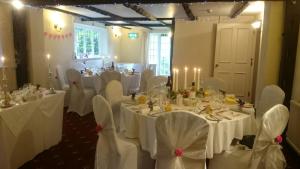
left=193, top=67, right=197, bottom=82
left=197, top=68, right=201, bottom=90
left=176, top=69, right=179, bottom=91
left=1, top=56, right=6, bottom=81
left=184, top=67, right=188, bottom=89
left=47, top=54, right=51, bottom=73
left=173, top=68, right=176, bottom=90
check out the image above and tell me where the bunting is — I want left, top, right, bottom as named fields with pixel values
left=43, top=32, right=73, bottom=40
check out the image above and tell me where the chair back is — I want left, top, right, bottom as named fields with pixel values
left=105, top=80, right=123, bottom=105
left=99, top=70, right=121, bottom=95
left=251, top=104, right=289, bottom=169
left=256, top=85, right=285, bottom=125
left=147, top=76, right=167, bottom=94
left=70, top=61, right=86, bottom=71
left=155, top=111, right=209, bottom=169
left=202, top=77, right=225, bottom=91
left=66, top=69, right=84, bottom=91
left=93, top=95, right=121, bottom=168
left=140, top=69, right=154, bottom=92
left=56, top=65, right=69, bottom=89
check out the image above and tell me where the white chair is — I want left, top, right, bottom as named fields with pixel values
left=209, top=104, right=289, bottom=169
left=98, top=70, right=121, bottom=95
left=70, top=61, right=86, bottom=72
left=202, top=77, right=226, bottom=91
left=133, top=64, right=144, bottom=73
left=147, top=76, right=167, bottom=94
left=105, top=80, right=130, bottom=131
left=56, top=65, right=70, bottom=107
left=93, top=95, right=155, bottom=169
left=139, top=69, right=154, bottom=93
left=155, top=111, right=209, bottom=169
left=66, top=69, right=95, bottom=116
left=256, top=85, right=285, bottom=126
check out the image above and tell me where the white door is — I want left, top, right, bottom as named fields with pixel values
left=214, top=24, right=256, bottom=101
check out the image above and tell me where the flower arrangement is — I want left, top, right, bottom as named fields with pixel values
left=275, top=135, right=283, bottom=144
left=178, top=89, right=190, bottom=98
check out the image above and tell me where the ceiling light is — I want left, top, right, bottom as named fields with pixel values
left=251, top=20, right=261, bottom=29
left=11, top=0, right=24, bottom=9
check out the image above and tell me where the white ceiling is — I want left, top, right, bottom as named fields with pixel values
left=54, top=1, right=264, bottom=19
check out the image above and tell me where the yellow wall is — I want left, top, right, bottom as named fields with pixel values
left=292, top=27, right=300, bottom=101
left=0, top=3, right=17, bottom=90
left=263, top=1, right=284, bottom=85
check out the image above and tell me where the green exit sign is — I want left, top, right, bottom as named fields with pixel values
left=128, top=32, right=139, bottom=39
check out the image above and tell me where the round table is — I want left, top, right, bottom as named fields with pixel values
left=120, top=101, right=257, bottom=159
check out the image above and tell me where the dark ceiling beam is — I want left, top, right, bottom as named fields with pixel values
left=24, top=0, right=277, bottom=6
left=76, top=5, right=152, bottom=30
left=230, top=1, right=249, bottom=18
left=84, top=17, right=174, bottom=21
left=123, top=3, right=167, bottom=26
left=44, top=7, right=131, bottom=29
left=104, top=23, right=172, bottom=27
left=182, top=3, right=196, bottom=21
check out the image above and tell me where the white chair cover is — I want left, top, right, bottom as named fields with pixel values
left=155, top=111, right=209, bottom=169
left=98, top=70, right=121, bottom=95
left=56, top=65, right=70, bottom=106
left=209, top=104, right=289, bottom=169
left=66, top=69, right=95, bottom=116
left=93, top=95, right=138, bottom=169
left=105, top=80, right=130, bottom=131
left=147, top=76, right=167, bottom=94
left=202, top=77, right=225, bottom=91
left=133, top=64, right=144, bottom=73
left=256, top=85, right=285, bottom=126
left=70, top=61, right=86, bottom=71
left=140, top=69, right=154, bottom=93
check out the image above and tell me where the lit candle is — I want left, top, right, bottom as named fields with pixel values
left=197, top=68, right=201, bottom=90
left=176, top=69, right=179, bottom=91
left=184, top=66, right=188, bottom=89
left=1, top=56, right=7, bottom=81
left=193, top=67, right=197, bottom=82
left=46, top=54, right=51, bottom=73
left=173, top=68, right=176, bottom=90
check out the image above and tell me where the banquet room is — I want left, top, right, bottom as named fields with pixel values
left=0, top=0, right=300, bottom=169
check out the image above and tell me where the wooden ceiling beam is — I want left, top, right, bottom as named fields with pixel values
left=230, top=1, right=249, bottom=18
left=77, top=5, right=152, bottom=30
left=123, top=3, right=167, bottom=26
left=24, top=0, right=275, bottom=6
left=85, top=17, right=174, bottom=21
left=182, top=3, right=196, bottom=21
left=44, top=7, right=131, bottom=29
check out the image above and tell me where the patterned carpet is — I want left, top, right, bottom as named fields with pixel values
left=20, top=109, right=300, bottom=169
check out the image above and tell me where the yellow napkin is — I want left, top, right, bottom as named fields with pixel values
left=137, top=95, right=147, bottom=104
left=224, top=96, right=237, bottom=104
left=164, top=104, right=172, bottom=112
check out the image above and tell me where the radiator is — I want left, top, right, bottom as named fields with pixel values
left=287, top=100, right=300, bottom=155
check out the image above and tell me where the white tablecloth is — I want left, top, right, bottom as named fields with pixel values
left=82, top=73, right=141, bottom=95
left=120, top=103, right=256, bottom=159
left=0, top=91, right=65, bottom=169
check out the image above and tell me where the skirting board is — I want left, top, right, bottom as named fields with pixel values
left=286, top=137, right=300, bottom=155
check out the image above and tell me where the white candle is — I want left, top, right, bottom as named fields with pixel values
left=176, top=69, right=179, bottom=91
left=184, top=67, right=188, bottom=89
left=1, top=56, right=6, bottom=81
left=46, top=54, right=51, bottom=73
left=197, top=68, right=201, bottom=90
left=193, top=67, right=197, bottom=82
left=173, top=68, right=176, bottom=90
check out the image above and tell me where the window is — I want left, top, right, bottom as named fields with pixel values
left=148, top=33, right=171, bottom=76
left=74, top=23, right=108, bottom=59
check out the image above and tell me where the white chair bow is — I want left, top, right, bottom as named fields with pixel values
left=209, top=104, right=289, bottom=169
left=155, top=111, right=209, bottom=169
left=66, top=69, right=95, bottom=116
left=105, top=80, right=130, bottom=131
left=256, top=85, right=285, bottom=126
left=98, top=70, right=121, bottom=95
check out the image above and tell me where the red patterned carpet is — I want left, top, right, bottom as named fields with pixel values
left=20, top=109, right=300, bottom=169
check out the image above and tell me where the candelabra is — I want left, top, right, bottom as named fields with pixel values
left=1, top=66, right=11, bottom=108
left=47, top=64, right=56, bottom=94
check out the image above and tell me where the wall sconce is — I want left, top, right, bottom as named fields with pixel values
left=251, top=20, right=261, bottom=29
left=51, top=12, right=65, bottom=32
left=112, top=26, right=122, bottom=38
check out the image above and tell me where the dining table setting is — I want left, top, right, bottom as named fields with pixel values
left=119, top=88, right=257, bottom=159
left=0, top=84, right=65, bottom=169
